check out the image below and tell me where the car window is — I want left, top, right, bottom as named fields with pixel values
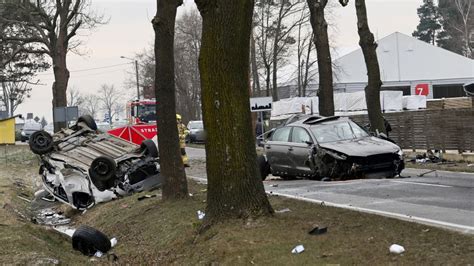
left=311, top=122, right=355, bottom=143
left=271, top=127, right=291, bottom=142
left=188, top=121, right=203, bottom=129
left=291, top=127, right=311, bottom=143
left=350, top=121, right=369, bottom=138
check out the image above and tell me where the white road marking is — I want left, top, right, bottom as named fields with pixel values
left=391, top=180, right=452, bottom=188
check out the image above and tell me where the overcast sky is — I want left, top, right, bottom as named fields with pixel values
left=16, top=0, right=423, bottom=122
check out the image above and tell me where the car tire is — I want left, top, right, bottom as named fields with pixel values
left=29, top=131, right=54, bottom=155
left=72, top=225, right=111, bottom=256
left=140, top=139, right=159, bottom=158
left=89, top=156, right=116, bottom=191
left=257, top=155, right=270, bottom=181
left=77, top=115, right=97, bottom=131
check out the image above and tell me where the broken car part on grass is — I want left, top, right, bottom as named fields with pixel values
left=259, top=116, right=405, bottom=181
left=29, top=115, right=163, bottom=210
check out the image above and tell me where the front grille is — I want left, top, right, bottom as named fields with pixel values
left=351, top=153, right=399, bottom=172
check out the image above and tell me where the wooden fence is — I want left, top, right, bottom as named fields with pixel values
left=350, top=108, right=474, bottom=151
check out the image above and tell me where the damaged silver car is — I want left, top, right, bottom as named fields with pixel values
left=258, top=116, right=404, bottom=180
left=29, top=115, right=162, bottom=210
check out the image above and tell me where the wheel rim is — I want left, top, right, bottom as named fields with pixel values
left=95, top=162, right=110, bottom=175
left=33, top=133, right=50, bottom=148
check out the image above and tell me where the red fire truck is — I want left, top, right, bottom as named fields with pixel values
left=108, top=99, right=158, bottom=145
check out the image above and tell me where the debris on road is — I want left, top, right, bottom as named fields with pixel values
left=275, top=208, right=291, bottom=213
left=270, top=184, right=279, bottom=187
left=291, top=244, right=305, bottom=254
left=389, top=244, right=405, bottom=254
left=197, top=210, right=206, bottom=220
left=308, top=226, right=328, bottom=235
left=417, top=169, right=437, bottom=177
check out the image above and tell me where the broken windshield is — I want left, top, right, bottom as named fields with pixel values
left=310, top=121, right=369, bottom=143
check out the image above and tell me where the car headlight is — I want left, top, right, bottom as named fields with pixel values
left=397, top=149, right=404, bottom=159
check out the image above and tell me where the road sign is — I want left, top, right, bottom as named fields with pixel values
left=250, top=97, right=272, bottom=112
left=415, top=83, right=429, bottom=96
left=53, top=106, right=79, bottom=122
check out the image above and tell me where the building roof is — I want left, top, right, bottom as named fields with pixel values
left=334, top=32, right=474, bottom=84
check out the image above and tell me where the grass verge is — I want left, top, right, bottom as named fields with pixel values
left=0, top=145, right=473, bottom=264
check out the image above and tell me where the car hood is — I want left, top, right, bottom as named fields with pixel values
left=318, top=136, right=400, bottom=157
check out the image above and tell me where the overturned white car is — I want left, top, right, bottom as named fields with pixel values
left=30, top=115, right=162, bottom=210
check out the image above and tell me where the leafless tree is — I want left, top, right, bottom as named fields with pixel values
left=81, top=93, right=99, bottom=119
left=0, top=0, right=107, bottom=131
left=98, top=84, right=123, bottom=125
left=67, top=87, right=84, bottom=107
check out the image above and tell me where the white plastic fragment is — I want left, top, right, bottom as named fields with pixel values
left=275, top=208, right=291, bottom=213
left=197, top=210, right=206, bottom=220
left=94, top=251, right=103, bottom=258
left=389, top=244, right=405, bottom=254
left=291, top=245, right=305, bottom=254
left=110, top=238, right=118, bottom=248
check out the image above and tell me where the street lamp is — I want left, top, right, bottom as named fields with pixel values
left=120, top=56, right=140, bottom=100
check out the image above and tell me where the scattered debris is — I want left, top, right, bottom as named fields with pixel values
left=270, top=184, right=279, bottom=187
left=137, top=194, right=157, bottom=201
left=53, top=226, right=76, bottom=237
left=422, top=229, right=430, bottom=233
left=17, top=195, right=31, bottom=203
left=417, top=169, right=437, bottom=177
left=321, top=177, right=331, bottom=182
left=389, top=244, right=405, bottom=254
left=33, top=209, right=71, bottom=226
left=308, top=226, right=328, bottom=235
left=275, top=208, right=291, bottom=213
left=468, top=164, right=474, bottom=167
left=197, top=210, right=206, bottom=220
left=291, top=244, right=305, bottom=254
left=110, top=238, right=118, bottom=248
left=189, top=193, right=193, bottom=197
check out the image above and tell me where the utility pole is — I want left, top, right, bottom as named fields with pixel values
left=120, top=56, right=140, bottom=100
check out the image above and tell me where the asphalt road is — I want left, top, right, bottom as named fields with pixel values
left=186, top=147, right=474, bottom=234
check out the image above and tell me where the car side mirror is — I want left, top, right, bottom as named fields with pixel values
left=378, top=132, right=388, bottom=139
left=305, top=141, right=313, bottom=146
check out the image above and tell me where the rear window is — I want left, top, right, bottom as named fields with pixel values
left=271, top=127, right=291, bottom=142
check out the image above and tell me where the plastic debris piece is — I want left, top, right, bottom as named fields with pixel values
left=291, top=245, right=305, bottom=254
left=270, top=184, right=279, bottom=187
left=137, top=194, right=157, bottom=201
left=197, top=210, right=206, bottom=220
left=321, top=177, right=331, bottom=182
left=309, top=226, right=328, bottom=235
left=53, top=226, right=76, bottom=237
left=35, top=208, right=71, bottom=226
left=110, top=238, right=118, bottom=248
left=275, top=208, right=291, bottom=213
left=389, top=244, right=405, bottom=254
left=189, top=193, right=193, bottom=197
left=94, top=251, right=104, bottom=258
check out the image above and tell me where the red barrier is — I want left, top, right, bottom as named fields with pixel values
left=108, top=124, right=157, bottom=145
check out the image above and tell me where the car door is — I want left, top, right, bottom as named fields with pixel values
left=265, top=126, right=292, bottom=173
left=289, top=126, right=314, bottom=176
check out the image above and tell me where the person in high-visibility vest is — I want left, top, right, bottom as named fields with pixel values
left=176, top=114, right=190, bottom=167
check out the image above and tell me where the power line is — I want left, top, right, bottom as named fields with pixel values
left=35, top=62, right=133, bottom=76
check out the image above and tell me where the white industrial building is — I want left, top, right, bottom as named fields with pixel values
left=280, top=32, right=474, bottom=99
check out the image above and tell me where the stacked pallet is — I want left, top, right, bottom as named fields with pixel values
left=427, top=97, right=473, bottom=110
left=426, top=99, right=444, bottom=110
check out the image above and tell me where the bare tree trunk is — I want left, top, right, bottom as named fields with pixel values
left=355, top=0, right=385, bottom=134
left=250, top=33, right=261, bottom=96
left=51, top=52, right=69, bottom=131
left=307, top=0, right=335, bottom=116
left=195, top=0, right=273, bottom=226
left=303, top=37, right=313, bottom=96
left=152, top=0, right=188, bottom=200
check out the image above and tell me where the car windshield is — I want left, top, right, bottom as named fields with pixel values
left=310, top=121, right=369, bottom=143
left=189, top=121, right=203, bottom=129
left=137, top=104, right=156, bottom=122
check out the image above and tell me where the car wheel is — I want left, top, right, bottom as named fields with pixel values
left=77, top=115, right=97, bottom=131
left=29, top=131, right=54, bottom=155
left=140, top=139, right=159, bottom=158
left=257, top=155, right=270, bottom=180
left=72, top=225, right=111, bottom=256
left=89, top=156, right=116, bottom=191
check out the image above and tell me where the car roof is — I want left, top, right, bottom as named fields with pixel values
left=285, top=115, right=348, bottom=127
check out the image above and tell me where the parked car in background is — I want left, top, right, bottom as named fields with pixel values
left=29, top=115, right=162, bottom=210
left=258, top=115, right=404, bottom=181
left=187, top=120, right=206, bottom=143
left=21, top=120, right=42, bottom=142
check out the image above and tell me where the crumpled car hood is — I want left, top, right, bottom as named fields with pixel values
left=319, top=136, right=400, bottom=157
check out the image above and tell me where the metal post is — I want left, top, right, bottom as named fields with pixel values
left=135, top=60, right=140, bottom=100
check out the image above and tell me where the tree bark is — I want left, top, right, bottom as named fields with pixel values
left=152, top=0, right=189, bottom=200
left=355, top=0, right=385, bottom=134
left=307, top=0, right=335, bottom=116
left=195, top=0, right=273, bottom=226
left=51, top=52, right=69, bottom=131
